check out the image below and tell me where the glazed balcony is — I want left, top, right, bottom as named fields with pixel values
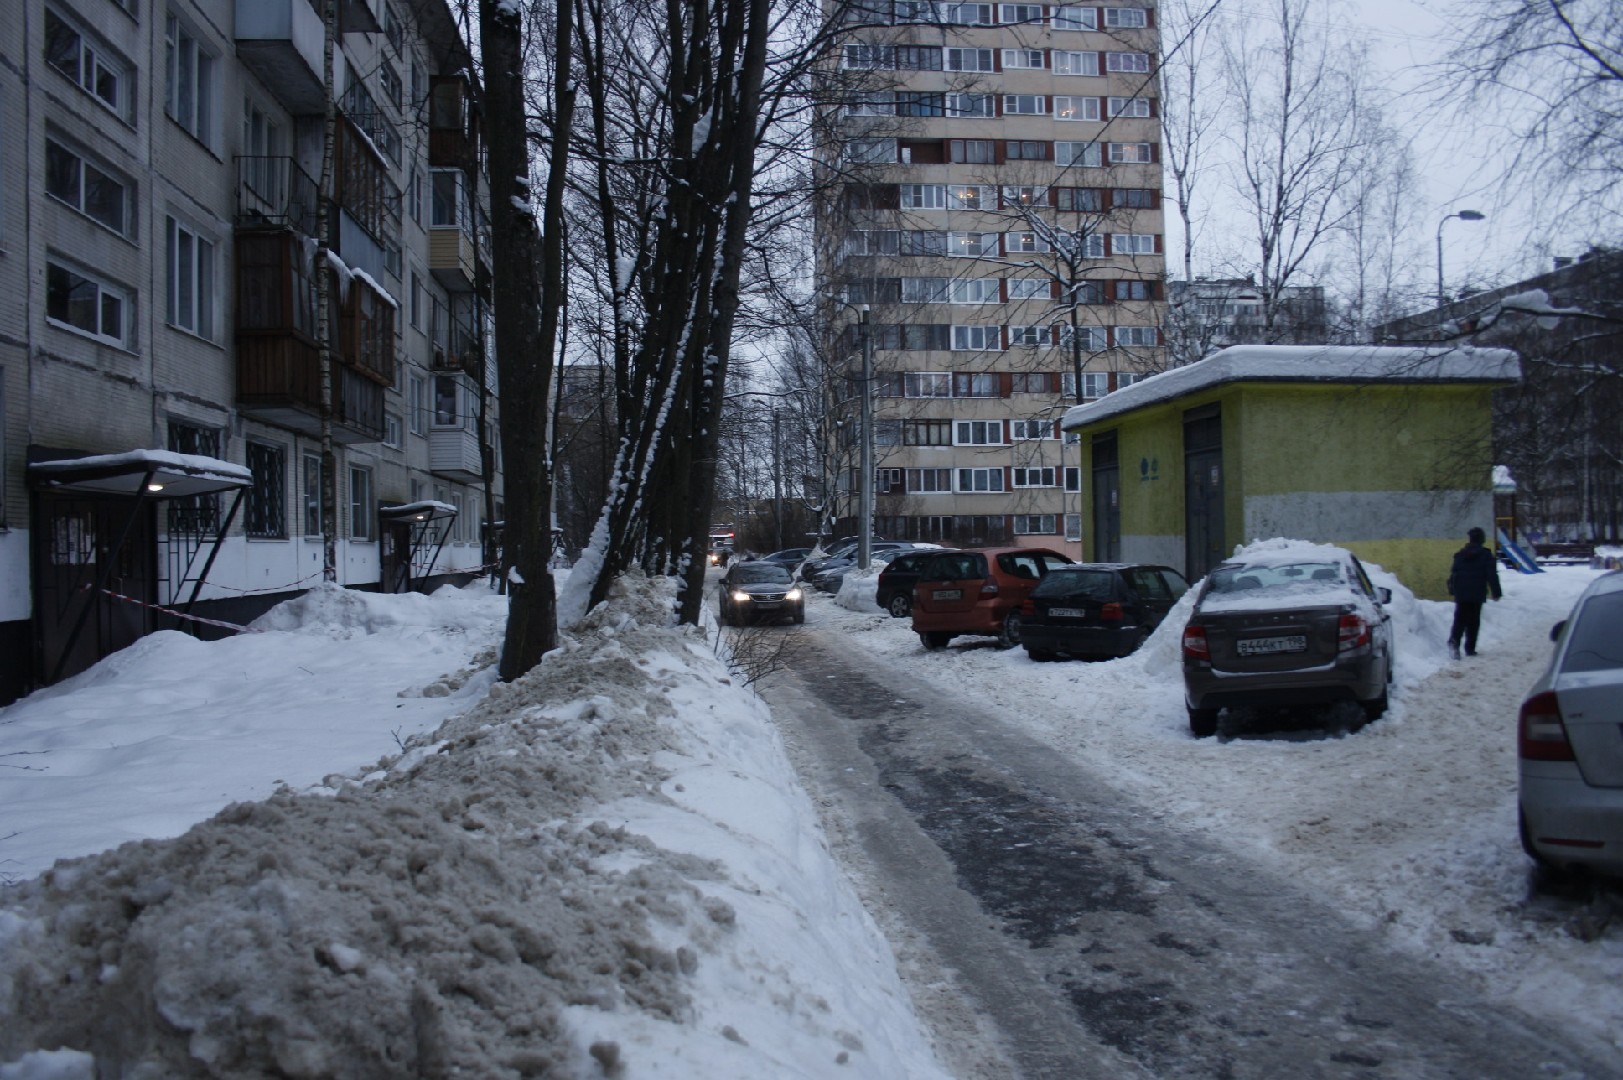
left=236, top=156, right=319, bottom=236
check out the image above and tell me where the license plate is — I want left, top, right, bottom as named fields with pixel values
left=1048, top=607, right=1086, bottom=618
left=933, top=588, right=963, bottom=601
left=752, top=600, right=781, bottom=608
left=1237, top=634, right=1306, bottom=656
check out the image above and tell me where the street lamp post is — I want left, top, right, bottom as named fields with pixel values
left=857, top=306, right=874, bottom=572
left=1436, top=210, right=1485, bottom=308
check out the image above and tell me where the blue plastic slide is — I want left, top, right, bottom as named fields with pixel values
left=1497, top=528, right=1543, bottom=574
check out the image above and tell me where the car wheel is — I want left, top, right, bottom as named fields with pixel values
left=886, top=593, right=911, bottom=619
left=793, top=606, right=805, bottom=625
left=996, top=610, right=1022, bottom=648
left=919, top=632, right=951, bottom=650
left=1188, top=706, right=1219, bottom=739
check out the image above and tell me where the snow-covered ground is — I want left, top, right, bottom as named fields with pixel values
left=0, top=548, right=1618, bottom=1077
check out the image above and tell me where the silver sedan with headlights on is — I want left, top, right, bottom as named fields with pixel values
left=1181, top=546, right=1394, bottom=738
left=1518, top=570, right=1623, bottom=879
left=718, top=561, right=805, bottom=626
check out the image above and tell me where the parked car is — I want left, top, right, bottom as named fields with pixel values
left=758, top=547, right=813, bottom=570
left=1181, top=547, right=1394, bottom=738
left=1518, top=570, right=1623, bottom=878
left=809, top=547, right=922, bottom=595
left=717, top=561, right=804, bottom=625
left=876, top=548, right=959, bottom=618
left=707, top=544, right=734, bottom=567
left=912, top=547, right=1074, bottom=649
left=1020, top=563, right=1190, bottom=661
left=798, top=539, right=905, bottom=582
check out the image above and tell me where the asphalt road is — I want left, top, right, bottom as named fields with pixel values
left=759, top=624, right=1617, bottom=1080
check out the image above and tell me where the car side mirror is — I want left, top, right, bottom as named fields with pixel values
left=1550, top=620, right=1565, bottom=642
left=1376, top=587, right=1392, bottom=605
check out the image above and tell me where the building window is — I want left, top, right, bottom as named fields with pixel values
left=1112, top=233, right=1157, bottom=255
left=45, top=140, right=130, bottom=234
left=433, top=374, right=461, bottom=425
left=1065, top=468, right=1082, bottom=492
left=957, top=468, right=1006, bottom=493
left=953, top=325, right=999, bottom=351
left=1008, top=325, right=1052, bottom=347
left=1014, top=514, right=1058, bottom=533
left=847, top=92, right=895, bottom=117
left=1051, top=5, right=1098, bottom=30
left=999, top=3, right=1042, bottom=22
left=1013, top=468, right=1057, bottom=488
left=245, top=441, right=287, bottom=539
left=1109, top=142, right=1155, bottom=164
left=45, top=10, right=129, bottom=117
left=943, top=2, right=996, bottom=24
left=846, top=138, right=896, bottom=163
left=379, top=61, right=403, bottom=109
left=947, top=184, right=993, bottom=210
left=1104, top=6, right=1149, bottom=27
left=1011, top=421, right=1054, bottom=440
left=1061, top=325, right=1110, bottom=352
left=905, top=372, right=953, bottom=398
left=901, top=183, right=947, bottom=209
left=947, top=415, right=999, bottom=441
left=1053, top=96, right=1101, bottom=121
left=1106, top=52, right=1152, bottom=73
left=1003, top=95, right=1046, bottom=116
left=875, top=419, right=902, bottom=446
left=165, top=12, right=217, bottom=145
left=954, top=373, right=1000, bottom=398
left=1108, top=96, right=1153, bottom=118
left=1080, top=372, right=1110, bottom=398
left=1003, top=48, right=1045, bottom=69
left=1057, top=187, right=1105, bottom=212
left=1055, top=141, right=1103, bottom=168
left=949, top=139, right=997, bottom=163
left=895, top=45, right=944, bottom=70
left=947, top=93, right=996, bottom=117
left=409, top=374, right=428, bottom=434
left=1007, top=278, right=1049, bottom=301
left=166, top=217, right=216, bottom=339
left=46, top=260, right=128, bottom=347
left=1118, top=371, right=1143, bottom=387
left=948, top=232, right=998, bottom=257
left=350, top=467, right=374, bottom=539
left=1005, top=140, right=1050, bottom=161
left=1114, top=326, right=1159, bottom=347
left=895, top=92, right=946, bottom=117
left=950, top=279, right=1001, bottom=304
left=1002, top=185, right=1042, bottom=208
left=901, top=277, right=948, bottom=304
left=1115, top=279, right=1154, bottom=300
left=1006, top=234, right=1051, bottom=255
left=302, top=451, right=325, bottom=536
left=907, top=468, right=953, bottom=493
left=944, top=47, right=995, bottom=72
left=383, top=411, right=403, bottom=448
left=167, top=421, right=222, bottom=534
left=904, top=420, right=953, bottom=446
left=1010, top=373, right=1050, bottom=394
left=1112, top=187, right=1157, bottom=208
left=431, top=169, right=467, bottom=229
left=877, top=467, right=905, bottom=493
left=1053, top=50, right=1100, bottom=76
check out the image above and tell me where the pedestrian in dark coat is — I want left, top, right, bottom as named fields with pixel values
left=1447, top=526, right=1502, bottom=658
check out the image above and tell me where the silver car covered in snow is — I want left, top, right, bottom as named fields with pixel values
left=1518, top=571, right=1623, bottom=878
left=1181, top=547, right=1394, bottom=738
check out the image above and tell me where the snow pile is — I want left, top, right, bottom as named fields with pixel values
left=0, top=575, right=947, bottom=1079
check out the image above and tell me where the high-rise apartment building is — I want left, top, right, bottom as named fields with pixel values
left=0, top=0, right=500, bottom=702
left=817, top=1, right=1167, bottom=555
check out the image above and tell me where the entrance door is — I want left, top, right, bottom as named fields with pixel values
left=1183, top=404, right=1225, bottom=580
left=1091, top=432, right=1120, bottom=562
left=33, top=492, right=156, bottom=684
left=381, top=518, right=414, bottom=593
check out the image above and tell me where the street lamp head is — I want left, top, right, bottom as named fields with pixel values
left=1457, top=210, right=1485, bottom=222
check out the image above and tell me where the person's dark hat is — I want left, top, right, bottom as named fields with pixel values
left=1467, top=526, right=1486, bottom=544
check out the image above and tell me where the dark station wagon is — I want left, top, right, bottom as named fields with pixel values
left=1020, top=563, right=1190, bottom=661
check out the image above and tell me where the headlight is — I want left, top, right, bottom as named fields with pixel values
left=786, top=588, right=803, bottom=601
left=732, top=590, right=752, bottom=603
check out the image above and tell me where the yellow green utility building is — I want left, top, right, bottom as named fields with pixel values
left=1060, top=345, right=1520, bottom=599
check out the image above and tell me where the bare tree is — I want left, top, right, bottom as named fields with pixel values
left=1445, top=0, right=1623, bottom=232
left=1157, top=0, right=1225, bottom=289
left=1219, top=0, right=1378, bottom=339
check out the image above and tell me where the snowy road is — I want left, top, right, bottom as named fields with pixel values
left=765, top=627, right=1613, bottom=1079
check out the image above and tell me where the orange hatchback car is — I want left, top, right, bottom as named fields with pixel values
left=912, top=547, right=1074, bottom=649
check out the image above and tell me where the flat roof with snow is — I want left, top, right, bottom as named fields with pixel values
left=1062, top=344, right=1520, bottom=431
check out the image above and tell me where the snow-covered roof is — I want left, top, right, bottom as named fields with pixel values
left=379, top=500, right=458, bottom=520
left=29, top=449, right=252, bottom=497
left=1062, top=344, right=1521, bottom=431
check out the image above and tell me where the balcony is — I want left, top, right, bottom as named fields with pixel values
left=236, top=156, right=319, bottom=236
left=429, top=227, right=478, bottom=293
left=235, top=0, right=326, bottom=115
left=236, top=333, right=384, bottom=444
left=428, top=372, right=484, bottom=481
left=339, top=0, right=383, bottom=35
left=428, top=76, right=480, bottom=172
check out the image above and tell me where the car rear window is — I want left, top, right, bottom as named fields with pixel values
left=1207, top=561, right=1344, bottom=594
left=997, top=553, right=1045, bottom=580
left=926, top=553, right=985, bottom=580
left=1032, top=569, right=1116, bottom=599
left=1561, top=592, right=1623, bottom=674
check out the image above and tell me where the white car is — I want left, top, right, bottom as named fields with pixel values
left=1518, top=570, right=1623, bottom=878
